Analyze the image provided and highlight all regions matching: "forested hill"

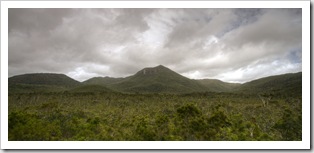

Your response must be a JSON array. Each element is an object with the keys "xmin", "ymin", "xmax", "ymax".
[
  {"xmin": 83, "ymin": 76, "xmax": 125, "ymax": 86},
  {"xmin": 9, "ymin": 66, "xmax": 302, "ymax": 95},
  {"xmin": 9, "ymin": 73, "xmax": 81, "ymax": 93},
  {"xmin": 236, "ymin": 72, "xmax": 302, "ymax": 97},
  {"xmin": 99, "ymin": 65, "xmax": 209, "ymax": 93},
  {"xmin": 9, "ymin": 73, "xmax": 80, "ymax": 87}
]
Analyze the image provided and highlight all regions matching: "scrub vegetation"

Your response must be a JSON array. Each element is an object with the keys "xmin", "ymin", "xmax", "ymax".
[{"xmin": 8, "ymin": 66, "xmax": 302, "ymax": 141}]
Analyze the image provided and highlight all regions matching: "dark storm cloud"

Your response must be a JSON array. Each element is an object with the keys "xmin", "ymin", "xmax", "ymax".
[{"xmin": 9, "ymin": 8, "xmax": 302, "ymax": 82}]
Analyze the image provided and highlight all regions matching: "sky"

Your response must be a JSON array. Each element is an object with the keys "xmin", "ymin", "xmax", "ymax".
[{"xmin": 8, "ymin": 8, "xmax": 302, "ymax": 83}]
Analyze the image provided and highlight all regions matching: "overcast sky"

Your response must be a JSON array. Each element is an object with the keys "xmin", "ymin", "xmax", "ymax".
[{"xmin": 8, "ymin": 8, "xmax": 302, "ymax": 83}]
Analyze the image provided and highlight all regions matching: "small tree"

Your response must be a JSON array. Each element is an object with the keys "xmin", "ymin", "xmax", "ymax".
[{"xmin": 258, "ymin": 93, "xmax": 273, "ymax": 107}]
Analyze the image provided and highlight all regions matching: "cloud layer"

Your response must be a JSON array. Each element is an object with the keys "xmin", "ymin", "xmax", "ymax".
[{"xmin": 9, "ymin": 8, "xmax": 302, "ymax": 83}]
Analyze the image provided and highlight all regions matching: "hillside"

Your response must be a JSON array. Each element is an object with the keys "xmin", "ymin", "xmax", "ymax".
[
  {"xmin": 196, "ymin": 79, "xmax": 241, "ymax": 92},
  {"xmin": 105, "ymin": 65, "xmax": 208, "ymax": 93},
  {"xmin": 9, "ymin": 73, "xmax": 81, "ymax": 93},
  {"xmin": 9, "ymin": 73, "xmax": 81, "ymax": 87},
  {"xmin": 8, "ymin": 68, "xmax": 302, "ymax": 95},
  {"xmin": 236, "ymin": 72, "xmax": 302, "ymax": 97}
]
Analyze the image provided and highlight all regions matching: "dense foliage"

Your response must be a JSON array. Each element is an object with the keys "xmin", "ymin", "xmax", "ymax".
[{"xmin": 8, "ymin": 91, "xmax": 301, "ymax": 141}]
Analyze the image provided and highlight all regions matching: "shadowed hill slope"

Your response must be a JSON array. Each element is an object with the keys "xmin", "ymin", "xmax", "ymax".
[
  {"xmin": 9, "ymin": 73, "xmax": 80, "ymax": 87},
  {"xmin": 236, "ymin": 72, "xmax": 302, "ymax": 97},
  {"xmin": 9, "ymin": 73, "xmax": 81, "ymax": 93}
]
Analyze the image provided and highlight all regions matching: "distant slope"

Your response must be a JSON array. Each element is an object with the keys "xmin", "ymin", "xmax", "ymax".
[
  {"xmin": 9, "ymin": 73, "xmax": 81, "ymax": 87},
  {"xmin": 8, "ymin": 69, "xmax": 302, "ymax": 95},
  {"xmin": 9, "ymin": 73, "xmax": 81, "ymax": 93},
  {"xmin": 106, "ymin": 65, "xmax": 209, "ymax": 93},
  {"xmin": 196, "ymin": 79, "xmax": 241, "ymax": 92},
  {"xmin": 83, "ymin": 76, "xmax": 125, "ymax": 86},
  {"xmin": 68, "ymin": 85, "xmax": 113, "ymax": 93},
  {"xmin": 236, "ymin": 72, "xmax": 302, "ymax": 97}
]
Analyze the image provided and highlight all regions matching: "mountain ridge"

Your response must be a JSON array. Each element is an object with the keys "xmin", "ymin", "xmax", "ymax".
[{"xmin": 9, "ymin": 65, "xmax": 302, "ymax": 95}]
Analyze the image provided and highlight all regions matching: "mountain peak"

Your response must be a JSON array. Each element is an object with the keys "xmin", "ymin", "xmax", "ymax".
[
  {"xmin": 156, "ymin": 65, "xmax": 166, "ymax": 68},
  {"xmin": 144, "ymin": 65, "xmax": 167, "ymax": 69},
  {"xmin": 137, "ymin": 65, "xmax": 171, "ymax": 76}
]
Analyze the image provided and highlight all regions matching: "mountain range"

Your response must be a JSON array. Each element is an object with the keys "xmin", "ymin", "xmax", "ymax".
[{"xmin": 9, "ymin": 65, "xmax": 302, "ymax": 96}]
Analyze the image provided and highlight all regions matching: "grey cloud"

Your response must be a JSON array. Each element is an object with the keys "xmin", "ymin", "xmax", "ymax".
[
  {"xmin": 223, "ymin": 9, "xmax": 301, "ymax": 48},
  {"xmin": 163, "ymin": 9, "xmax": 234, "ymax": 49},
  {"xmin": 9, "ymin": 8, "xmax": 302, "ymax": 82},
  {"xmin": 9, "ymin": 8, "xmax": 73, "ymax": 33}
]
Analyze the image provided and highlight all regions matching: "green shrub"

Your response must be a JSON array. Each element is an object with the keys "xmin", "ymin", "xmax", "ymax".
[{"xmin": 274, "ymin": 109, "xmax": 302, "ymax": 140}]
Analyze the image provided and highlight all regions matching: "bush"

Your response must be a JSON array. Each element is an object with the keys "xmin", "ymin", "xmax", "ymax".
[
  {"xmin": 274, "ymin": 109, "xmax": 302, "ymax": 140},
  {"xmin": 176, "ymin": 103, "xmax": 201, "ymax": 118}
]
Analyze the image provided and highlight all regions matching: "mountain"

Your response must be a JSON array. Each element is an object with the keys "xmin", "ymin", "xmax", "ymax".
[
  {"xmin": 9, "ymin": 73, "xmax": 81, "ymax": 93},
  {"xmin": 83, "ymin": 65, "xmax": 302, "ymax": 94},
  {"xmin": 104, "ymin": 65, "xmax": 209, "ymax": 93},
  {"xmin": 196, "ymin": 79, "xmax": 241, "ymax": 92},
  {"xmin": 8, "ymin": 67, "xmax": 302, "ymax": 95},
  {"xmin": 236, "ymin": 72, "xmax": 302, "ymax": 97},
  {"xmin": 9, "ymin": 73, "xmax": 81, "ymax": 87}
]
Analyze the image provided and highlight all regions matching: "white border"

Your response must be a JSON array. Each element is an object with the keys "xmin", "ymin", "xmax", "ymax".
[{"xmin": 1, "ymin": 1, "xmax": 311, "ymax": 149}]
